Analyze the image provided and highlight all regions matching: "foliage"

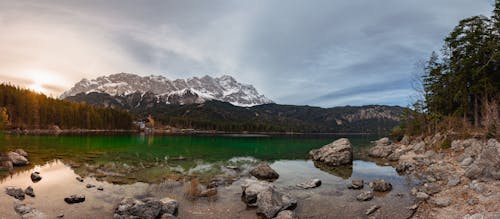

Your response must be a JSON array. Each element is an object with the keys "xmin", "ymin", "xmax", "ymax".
[
  {"xmin": 404, "ymin": 2, "xmax": 500, "ymax": 137},
  {"xmin": 0, "ymin": 84, "xmax": 132, "ymax": 130}
]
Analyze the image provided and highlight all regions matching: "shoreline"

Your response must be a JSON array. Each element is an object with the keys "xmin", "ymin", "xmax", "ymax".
[{"xmin": 2, "ymin": 128, "xmax": 377, "ymax": 136}]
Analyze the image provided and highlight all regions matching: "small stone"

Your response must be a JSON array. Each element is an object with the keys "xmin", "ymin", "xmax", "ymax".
[
  {"xmin": 30, "ymin": 172, "xmax": 42, "ymax": 182},
  {"xmin": 297, "ymin": 178, "xmax": 322, "ymax": 189},
  {"xmin": 432, "ymin": 197, "xmax": 451, "ymax": 207},
  {"xmin": 86, "ymin": 184, "xmax": 95, "ymax": 188},
  {"xmin": 370, "ymin": 179, "xmax": 392, "ymax": 192},
  {"xmin": 420, "ymin": 183, "xmax": 441, "ymax": 195},
  {"xmin": 76, "ymin": 176, "xmax": 84, "ymax": 182},
  {"xmin": 6, "ymin": 187, "xmax": 25, "ymax": 200},
  {"xmin": 64, "ymin": 195, "xmax": 85, "ymax": 204},
  {"xmin": 416, "ymin": 192, "xmax": 429, "ymax": 200},
  {"xmin": 461, "ymin": 157, "xmax": 474, "ymax": 166},
  {"xmin": 365, "ymin": 205, "xmax": 380, "ymax": 215},
  {"xmin": 447, "ymin": 175, "xmax": 461, "ymax": 187},
  {"xmin": 25, "ymin": 186, "xmax": 35, "ymax": 197},
  {"xmin": 348, "ymin": 179, "xmax": 364, "ymax": 189},
  {"xmin": 408, "ymin": 204, "xmax": 419, "ymax": 211},
  {"xmin": 97, "ymin": 186, "xmax": 104, "ymax": 191},
  {"xmin": 467, "ymin": 199, "xmax": 477, "ymax": 206},
  {"xmin": 356, "ymin": 191, "xmax": 374, "ymax": 201},
  {"xmin": 14, "ymin": 201, "xmax": 33, "ymax": 215}
]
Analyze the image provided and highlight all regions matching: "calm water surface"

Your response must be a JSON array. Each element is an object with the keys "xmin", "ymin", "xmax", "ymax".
[{"xmin": 0, "ymin": 134, "xmax": 417, "ymax": 218}]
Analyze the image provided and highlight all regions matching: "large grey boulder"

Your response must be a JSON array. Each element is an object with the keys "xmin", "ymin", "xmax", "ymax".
[
  {"xmin": 7, "ymin": 151, "xmax": 29, "ymax": 166},
  {"xmin": 114, "ymin": 197, "xmax": 179, "ymax": 219},
  {"xmin": 250, "ymin": 162, "xmax": 279, "ymax": 181},
  {"xmin": 241, "ymin": 179, "xmax": 297, "ymax": 219},
  {"xmin": 465, "ymin": 139, "xmax": 500, "ymax": 180},
  {"xmin": 309, "ymin": 138, "xmax": 353, "ymax": 166},
  {"xmin": 368, "ymin": 137, "xmax": 394, "ymax": 158}
]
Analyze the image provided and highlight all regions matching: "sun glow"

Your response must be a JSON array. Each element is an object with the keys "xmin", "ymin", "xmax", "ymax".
[{"xmin": 28, "ymin": 83, "xmax": 45, "ymax": 93}]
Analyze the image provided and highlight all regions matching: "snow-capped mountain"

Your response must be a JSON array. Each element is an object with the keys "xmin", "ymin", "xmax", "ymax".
[{"xmin": 61, "ymin": 73, "xmax": 273, "ymax": 107}]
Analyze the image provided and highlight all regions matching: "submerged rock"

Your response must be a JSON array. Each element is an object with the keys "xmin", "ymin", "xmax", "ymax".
[
  {"xmin": 86, "ymin": 184, "xmax": 95, "ymax": 188},
  {"xmin": 356, "ymin": 191, "xmax": 374, "ymax": 201},
  {"xmin": 348, "ymin": 179, "xmax": 364, "ymax": 189},
  {"xmin": 7, "ymin": 151, "xmax": 29, "ymax": 166},
  {"xmin": 370, "ymin": 179, "xmax": 392, "ymax": 192},
  {"xmin": 309, "ymin": 138, "xmax": 353, "ymax": 166},
  {"xmin": 113, "ymin": 197, "xmax": 179, "ymax": 219},
  {"xmin": 14, "ymin": 201, "xmax": 34, "ymax": 215},
  {"xmin": 296, "ymin": 179, "xmax": 321, "ymax": 189},
  {"xmin": 31, "ymin": 172, "xmax": 42, "ymax": 182},
  {"xmin": 6, "ymin": 186, "xmax": 25, "ymax": 200},
  {"xmin": 64, "ymin": 195, "xmax": 85, "ymax": 204},
  {"xmin": 241, "ymin": 179, "xmax": 274, "ymax": 206},
  {"xmin": 250, "ymin": 162, "xmax": 280, "ymax": 181},
  {"xmin": 25, "ymin": 186, "xmax": 35, "ymax": 197}
]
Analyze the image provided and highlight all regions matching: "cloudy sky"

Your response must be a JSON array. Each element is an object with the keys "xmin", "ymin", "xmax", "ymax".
[{"xmin": 0, "ymin": 0, "xmax": 495, "ymax": 107}]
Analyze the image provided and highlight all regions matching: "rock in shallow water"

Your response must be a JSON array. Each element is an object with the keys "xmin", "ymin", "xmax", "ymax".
[
  {"xmin": 31, "ymin": 172, "xmax": 42, "ymax": 182},
  {"xmin": 296, "ymin": 179, "xmax": 321, "ymax": 189},
  {"xmin": 250, "ymin": 162, "xmax": 279, "ymax": 181},
  {"xmin": 274, "ymin": 210, "xmax": 298, "ymax": 219},
  {"xmin": 113, "ymin": 197, "xmax": 179, "ymax": 219},
  {"xmin": 356, "ymin": 191, "xmax": 374, "ymax": 201},
  {"xmin": 309, "ymin": 138, "xmax": 353, "ymax": 167},
  {"xmin": 365, "ymin": 205, "xmax": 380, "ymax": 215},
  {"xmin": 370, "ymin": 179, "xmax": 392, "ymax": 192},
  {"xmin": 25, "ymin": 186, "xmax": 35, "ymax": 197},
  {"xmin": 241, "ymin": 179, "xmax": 297, "ymax": 219},
  {"xmin": 6, "ymin": 186, "xmax": 25, "ymax": 200},
  {"xmin": 64, "ymin": 195, "xmax": 85, "ymax": 204},
  {"xmin": 7, "ymin": 151, "xmax": 29, "ymax": 166},
  {"xmin": 348, "ymin": 179, "xmax": 364, "ymax": 189}
]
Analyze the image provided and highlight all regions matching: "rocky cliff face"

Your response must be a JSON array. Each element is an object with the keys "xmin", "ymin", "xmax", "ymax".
[{"xmin": 61, "ymin": 73, "xmax": 273, "ymax": 107}]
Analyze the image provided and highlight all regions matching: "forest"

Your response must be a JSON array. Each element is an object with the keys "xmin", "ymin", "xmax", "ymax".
[
  {"xmin": 399, "ymin": 1, "xmax": 499, "ymax": 138},
  {"xmin": 0, "ymin": 84, "xmax": 132, "ymax": 130}
]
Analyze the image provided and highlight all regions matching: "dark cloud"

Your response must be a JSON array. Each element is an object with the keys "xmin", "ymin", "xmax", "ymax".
[{"xmin": 0, "ymin": 0, "xmax": 494, "ymax": 106}]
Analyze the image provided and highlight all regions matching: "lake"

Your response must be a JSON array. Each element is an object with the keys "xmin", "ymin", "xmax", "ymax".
[{"xmin": 0, "ymin": 134, "xmax": 418, "ymax": 218}]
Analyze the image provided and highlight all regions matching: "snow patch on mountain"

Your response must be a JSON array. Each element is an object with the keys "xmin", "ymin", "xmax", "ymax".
[{"xmin": 61, "ymin": 73, "xmax": 273, "ymax": 107}]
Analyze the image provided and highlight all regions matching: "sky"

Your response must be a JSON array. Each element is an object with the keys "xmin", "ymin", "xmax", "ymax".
[{"xmin": 0, "ymin": 0, "xmax": 495, "ymax": 107}]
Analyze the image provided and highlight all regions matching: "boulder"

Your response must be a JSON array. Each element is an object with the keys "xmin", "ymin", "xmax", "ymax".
[
  {"xmin": 250, "ymin": 162, "xmax": 279, "ymax": 181},
  {"xmin": 25, "ymin": 186, "xmax": 35, "ymax": 197},
  {"xmin": 241, "ymin": 179, "xmax": 274, "ymax": 206},
  {"xmin": 256, "ymin": 188, "xmax": 297, "ymax": 219},
  {"xmin": 368, "ymin": 138, "xmax": 394, "ymax": 158},
  {"xmin": 369, "ymin": 179, "xmax": 392, "ymax": 192},
  {"xmin": 356, "ymin": 191, "xmax": 374, "ymax": 201},
  {"xmin": 296, "ymin": 179, "xmax": 321, "ymax": 189},
  {"xmin": 347, "ymin": 179, "xmax": 364, "ymax": 189},
  {"xmin": 273, "ymin": 210, "xmax": 298, "ymax": 219},
  {"xmin": 6, "ymin": 187, "xmax": 25, "ymax": 200},
  {"xmin": 309, "ymin": 138, "xmax": 353, "ymax": 166},
  {"xmin": 7, "ymin": 152, "xmax": 29, "ymax": 166},
  {"xmin": 465, "ymin": 139, "xmax": 500, "ymax": 180},
  {"xmin": 31, "ymin": 172, "xmax": 42, "ymax": 182},
  {"xmin": 241, "ymin": 179, "xmax": 297, "ymax": 219},
  {"xmin": 15, "ymin": 149, "xmax": 28, "ymax": 157},
  {"xmin": 401, "ymin": 135, "xmax": 410, "ymax": 145},
  {"xmin": 64, "ymin": 195, "xmax": 85, "ymax": 204},
  {"xmin": 114, "ymin": 197, "xmax": 179, "ymax": 219}
]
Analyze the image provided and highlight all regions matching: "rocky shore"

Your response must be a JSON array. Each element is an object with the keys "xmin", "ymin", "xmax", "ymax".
[{"xmin": 368, "ymin": 134, "xmax": 500, "ymax": 218}]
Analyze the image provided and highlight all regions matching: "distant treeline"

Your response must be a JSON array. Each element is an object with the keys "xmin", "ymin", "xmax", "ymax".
[
  {"xmin": 0, "ymin": 84, "xmax": 132, "ymax": 130},
  {"xmin": 398, "ymin": 2, "xmax": 499, "ymax": 138}
]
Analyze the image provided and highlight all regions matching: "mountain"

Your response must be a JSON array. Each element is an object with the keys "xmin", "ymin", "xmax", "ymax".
[
  {"xmin": 130, "ymin": 101, "xmax": 406, "ymax": 133},
  {"xmin": 63, "ymin": 73, "xmax": 405, "ymax": 133},
  {"xmin": 61, "ymin": 73, "xmax": 273, "ymax": 107}
]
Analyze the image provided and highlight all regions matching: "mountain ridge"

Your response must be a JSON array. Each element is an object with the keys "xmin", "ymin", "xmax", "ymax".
[{"xmin": 61, "ymin": 73, "xmax": 273, "ymax": 107}]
